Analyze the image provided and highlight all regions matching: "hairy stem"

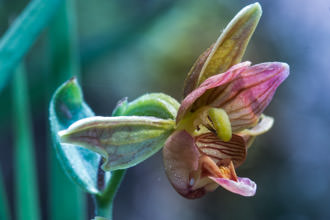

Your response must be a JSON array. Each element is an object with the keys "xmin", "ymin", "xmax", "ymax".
[{"xmin": 94, "ymin": 168, "xmax": 126, "ymax": 219}]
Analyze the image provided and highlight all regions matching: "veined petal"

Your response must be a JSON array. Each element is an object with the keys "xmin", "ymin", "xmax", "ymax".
[
  {"xmin": 178, "ymin": 62, "xmax": 289, "ymax": 132},
  {"xmin": 163, "ymin": 130, "xmax": 203, "ymax": 198},
  {"xmin": 197, "ymin": 3, "xmax": 262, "ymax": 85},
  {"xmin": 217, "ymin": 62, "xmax": 289, "ymax": 131},
  {"xmin": 238, "ymin": 114, "xmax": 274, "ymax": 136},
  {"xmin": 236, "ymin": 114, "xmax": 273, "ymax": 149},
  {"xmin": 177, "ymin": 62, "xmax": 251, "ymax": 123},
  {"xmin": 195, "ymin": 132, "xmax": 247, "ymax": 167},
  {"xmin": 209, "ymin": 176, "xmax": 256, "ymax": 197}
]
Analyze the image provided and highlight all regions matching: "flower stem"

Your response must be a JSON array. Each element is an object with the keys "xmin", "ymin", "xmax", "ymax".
[
  {"xmin": 94, "ymin": 170, "xmax": 126, "ymax": 219},
  {"xmin": 48, "ymin": 0, "xmax": 85, "ymax": 219},
  {"xmin": 0, "ymin": 168, "xmax": 11, "ymax": 220},
  {"xmin": 12, "ymin": 63, "xmax": 40, "ymax": 220}
]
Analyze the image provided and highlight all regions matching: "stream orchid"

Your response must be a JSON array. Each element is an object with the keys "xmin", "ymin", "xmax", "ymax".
[
  {"xmin": 163, "ymin": 61, "xmax": 289, "ymax": 198},
  {"xmin": 57, "ymin": 2, "xmax": 290, "ymax": 203}
]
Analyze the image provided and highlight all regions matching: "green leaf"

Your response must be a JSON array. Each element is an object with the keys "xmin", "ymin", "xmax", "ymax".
[
  {"xmin": 12, "ymin": 64, "xmax": 40, "ymax": 220},
  {"xmin": 58, "ymin": 116, "xmax": 175, "ymax": 171},
  {"xmin": 183, "ymin": 3, "xmax": 262, "ymax": 96},
  {"xmin": 49, "ymin": 77, "xmax": 105, "ymax": 194},
  {"xmin": 112, "ymin": 93, "xmax": 179, "ymax": 119},
  {"xmin": 0, "ymin": 0, "xmax": 63, "ymax": 92}
]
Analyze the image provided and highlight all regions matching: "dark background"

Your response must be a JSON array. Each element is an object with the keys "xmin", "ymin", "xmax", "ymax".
[{"xmin": 0, "ymin": 0, "xmax": 330, "ymax": 219}]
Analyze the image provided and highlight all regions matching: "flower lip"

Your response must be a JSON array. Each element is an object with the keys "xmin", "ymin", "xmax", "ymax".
[{"xmin": 209, "ymin": 176, "xmax": 257, "ymax": 197}]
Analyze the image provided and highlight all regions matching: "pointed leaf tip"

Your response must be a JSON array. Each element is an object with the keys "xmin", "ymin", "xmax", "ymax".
[{"xmin": 49, "ymin": 79, "xmax": 103, "ymax": 195}]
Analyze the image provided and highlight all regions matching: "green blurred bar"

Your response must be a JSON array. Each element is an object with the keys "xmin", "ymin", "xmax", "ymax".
[
  {"xmin": 12, "ymin": 63, "xmax": 40, "ymax": 220},
  {"xmin": 0, "ymin": 169, "xmax": 10, "ymax": 220},
  {"xmin": 48, "ymin": 0, "xmax": 86, "ymax": 219},
  {"xmin": 0, "ymin": 0, "xmax": 63, "ymax": 92}
]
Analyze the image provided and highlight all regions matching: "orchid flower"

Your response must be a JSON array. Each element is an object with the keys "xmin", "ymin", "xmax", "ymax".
[
  {"xmin": 162, "ymin": 4, "xmax": 289, "ymax": 199},
  {"xmin": 56, "ymin": 3, "xmax": 289, "ymax": 201}
]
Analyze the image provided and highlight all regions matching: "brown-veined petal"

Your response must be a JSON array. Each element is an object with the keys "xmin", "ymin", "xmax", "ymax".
[
  {"xmin": 238, "ymin": 114, "xmax": 274, "ymax": 136},
  {"xmin": 215, "ymin": 62, "xmax": 289, "ymax": 131},
  {"xmin": 163, "ymin": 130, "xmax": 204, "ymax": 198},
  {"xmin": 183, "ymin": 3, "xmax": 262, "ymax": 97},
  {"xmin": 195, "ymin": 132, "xmax": 247, "ymax": 167},
  {"xmin": 178, "ymin": 62, "xmax": 289, "ymax": 132},
  {"xmin": 236, "ymin": 114, "xmax": 273, "ymax": 149},
  {"xmin": 177, "ymin": 61, "xmax": 251, "ymax": 123}
]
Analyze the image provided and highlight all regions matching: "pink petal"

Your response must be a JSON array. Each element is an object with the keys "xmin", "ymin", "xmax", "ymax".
[
  {"xmin": 177, "ymin": 62, "xmax": 289, "ymax": 132},
  {"xmin": 177, "ymin": 61, "xmax": 251, "ymax": 123},
  {"xmin": 163, "ymin": 130, "xmax": 204, "ymax": 198},
  {"xmin": 218, "ymin": 62, "xmax": 289, "ymax": 131},
  {"xmin": 209, "ymin": 176, "xmax": 257, "ymax": 197}
]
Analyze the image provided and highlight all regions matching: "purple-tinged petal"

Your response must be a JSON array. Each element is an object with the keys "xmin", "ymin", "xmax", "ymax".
[
  {"xmin": 217, "ymin": 62, "xmax": 289, "ymax": 131},
  {"xmin": 163, "ymin": 130, "xmax": 204, "ymax": 198},
  {"xmin": 209, "ymin": 176, "xmax": 257, "ymax": 197},
  {"xmin": 178, "ymin": 62, "xmax": 289, "ymax": 132},
  {"xmin": 177, "ymin": 62, "xmax": 251, "ymax": 123},
  {"xmin": 195, "ymin": 132, "xmax": 247, "ymax": 167}
]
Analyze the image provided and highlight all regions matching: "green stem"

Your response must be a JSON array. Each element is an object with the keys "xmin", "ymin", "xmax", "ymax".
[
  {"xmin": 48, "ymin": 0, "xmax": 85, "ymax": 220},
  {"xmin": 94, "ymin": 170, "xmax": 126, "ymax": 219},
  {"xmin": 0, "ymin": 169, "xmax": 11, "ymax": 220},
  {"xmin": 12, "ymin": 63, "xmax": 40, "ymax": 220}
]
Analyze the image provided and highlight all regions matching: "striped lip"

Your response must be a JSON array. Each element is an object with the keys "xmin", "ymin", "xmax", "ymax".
[
  {"xmin": 163, "ymin": 129, "xmax": 254, "ymax": 199},
  {"xmin": 177, "ymin": 61, "xmax": 289, "ymax": 132},
  {"xmin": 195, "ymin": 132, "xmax": 247, "ymax": 167}
]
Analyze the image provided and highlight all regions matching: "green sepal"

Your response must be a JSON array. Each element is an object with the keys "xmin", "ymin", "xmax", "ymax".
[
  {"xmin": 113, "ymin": 93, "xmax": 179, "ymax": 119},
  {"xmin": 58, "ymin": 116, "xmax": 175, "ymax": 171},
  {"xmin": 49, "ymin": 77, "xmax": 106, "ymax": 194},
  {"xmin": 183, "ymin": 3, "xmax": 262, "ymax": 96}
]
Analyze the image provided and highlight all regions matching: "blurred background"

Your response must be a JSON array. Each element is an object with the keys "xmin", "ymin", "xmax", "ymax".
[{"xmin": 0, "ymin": 0, "xmax": 330, "ymax": 219}]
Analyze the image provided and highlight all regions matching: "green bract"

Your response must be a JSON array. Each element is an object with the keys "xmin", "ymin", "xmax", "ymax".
[
  {"xmin": 112, "ymin": 93, "xmax": 179, "ymax": 119},
  {"xmin": 49, "ymin": 78, "xmax": 106, "ymax": 194},
  {"xmin": 52, "ymin": 80, "xmax": 179, "ymax": 173},
  {"xmin": 59, "ymin": 116, "xmax": 175, "ymax": 171}
]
